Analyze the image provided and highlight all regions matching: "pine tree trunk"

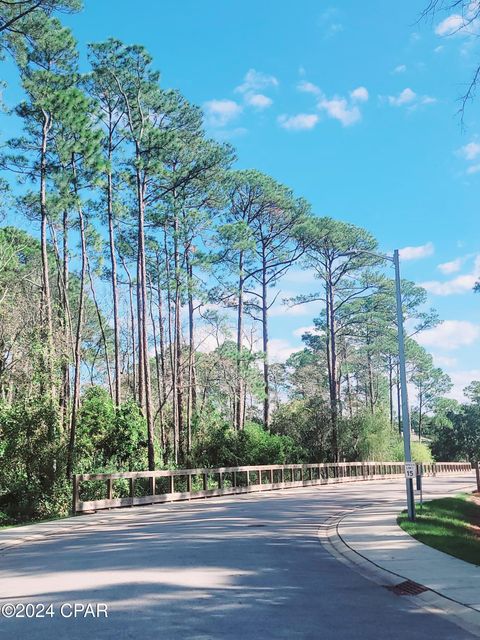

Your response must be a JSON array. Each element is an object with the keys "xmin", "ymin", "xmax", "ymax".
[
  {"xmin": 120, "ymin": 255, "xmax": 137, "ymax": 402},
  {"xmin": 261, "ymin": 253, "xmax": 270, "ymax": 431},
  {"xmin": 185, "ymin": 249, "xmax": 196, "ymax": 455},
  {"xmin": 164, "ymin": 225, "xmax": 178, "ymax": 463},
  {"xmin": 235, "ymin": 251, "xmax": 244, "ymax": 430},
  {"xmin": 388, "ymin": 356, "xmax": 394, "ymax": 426},
  {"xmin": 156, "ymin": 252, "xmax": 168, "ymax": 460},
  {"xmin": 137, "ymin": 245, "xmax": 144, "ymax": 411},
  {"xmin": 61, "ymin": 209, "xmax": 71, "ymax": 431},
  {"xmin": 136, "ymin": 167, "xmax": 155, "ymax": 471},
  {"xmin": 107, "ymin": 166, "xmax": 121, "ymax": 406},
  {"xmin": 148, "ymin": 276, "xmax": 165, "ymax": 459},
  {"xmin": 173, "ymin": 214, "xmax": 184, "ymax": 461},
  {"xmin": 87, "ymin": 253, "xmax": 113, "ymax": 398},
  {"xmin": 327, "ymin": 269, "xmax": 339, "ymax": 462},
  {"xmin": 367, "ymin": 350, "xmax": 375, "ymax": 414},
  {"xmin": 39, "ymin": 112, "xmax": 54, "ymax": 402},
  {"xmin": 67, "ymin": 161, "xmax": 86, "ymax": 480}
]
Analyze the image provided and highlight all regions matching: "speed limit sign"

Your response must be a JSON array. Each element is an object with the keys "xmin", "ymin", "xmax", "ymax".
[{"xmin": 405, "ymin": 462, "xmax": 416, "ymax": 479}]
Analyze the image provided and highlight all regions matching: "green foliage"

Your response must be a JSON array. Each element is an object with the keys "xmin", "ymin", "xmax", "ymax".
[
  {"xmin": 391, "ymin": 440, "xmax": 434, "ymax": 463},
  {"xmin": 191, "ymin": 421, "xmax": 301, "ymax": 468},
  {"xmin": 0, "ymin": 397, "xmax": 68, "ymax": 521},
  {"xmin": 76, "ymin": 386, "xmax": 147, "ymax": 472},
  {"xmin": 342, "ymin": 411, "xmax": 400, "ymax": 462},
  {"xmin": 435, "ymin": 410, "xmax": 480, "ymax": 462},
  {"xmin": 0, "ymin": 1, "xmax": 82, "ymax": 63},
  {"xmin": 271, "ymin": 398, "xmax": 331, "ymax": 462}
]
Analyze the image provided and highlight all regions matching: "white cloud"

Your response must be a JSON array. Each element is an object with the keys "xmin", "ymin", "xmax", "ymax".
[
  {"xmin": 235, "ymin": 69, "xmax": 278, "ymax": 94},
  {"xmin": 234, "ymin": 69, "xmax": 278, "ymax": 110},
  {"xmin": 393, "ymin": 64, "xmax": 407, "ymax": 74},
  {"xmin": 297, "ymin": 81, "xmax": 321, "ymax": 95},
  {"xmin": 244, "ymin": 93, "xmax": 272, "ymax": 109},
  {"xmin": 417, "ymin": 320, "xmax": 480, "ymax": 350},
  {"xmin": 292, "ymin": 325, "xmax": 321, "ymax": 338},
  {"xmin": 297, "ymin": 84, "xmax": 367, "ymax": 127},
  {"xmin": 270, "ymin": 299, "xmax": 318, "ymax": 317},
  {"xmin": 435, "ymin": 14, "xmax": 466, "ymax": 36},
  {"xmin": 422, "ymin": 255, "xmax": 480, "ymax": 295},
  {"xmin": 269, "ymin": 338, "xmax": 298, "ymax": 363},
  {"xmin": 318, "ymin": 96, "xmax": 361, "ymax": 126},
  {"xmin": 447, "ymin": 369, "xmax": 480, "ymax": 402},
  {"xmin": 467, "ymin": 163, "xmax": 480, "ymax": 174},
  {"xmin": 278, "ymin": 113, "xmax": 319, "ymax": 131},
  {"xmin": 204, "ymin": 99, "xmax": 242, "ymax": 127},
  {"xmin": 421, "ymin": 274, "xmax": 477, "ymax": 295},
  {"xmin": 318, "ymin": 8, "xmax": 344, "ymax": 38},
  {"xmin": 434, "ymin": 45, "xmax": 444, "ymax": 53},
  {"xmin": 437, "ymin": 257, "xmax": 464, "ymax": 274},
  {"xmin": 385, "ymin": 88, "xmax": 436, "ymax": 109},
  {"xmin": 350, "ymin": 86, "xmax": 369, "ymax": 103},
  {"xmin": 432, "ymin": 354, "xmax": 458, "ymax": 368},
  {"xmin": 458, "ymin": 141, "xmax": 480, "ymax": 160},
  {"xmin": 399, "ymin": 241, "xmax": 434, "ymax": 261},
  {"xmin": 388, "ymin": 88, "xmax": 417, "ymax": 106}
]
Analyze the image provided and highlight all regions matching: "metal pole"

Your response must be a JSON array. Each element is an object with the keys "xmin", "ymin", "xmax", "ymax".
[{"xmin": 393, "ymin": 249, "xmax": 415, "ymax": 521}]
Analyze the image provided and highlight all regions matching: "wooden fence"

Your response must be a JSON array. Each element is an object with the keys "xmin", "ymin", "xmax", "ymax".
[{"xmin": 72, "ymin": 461, "xmax": 472, "ymax": 515}]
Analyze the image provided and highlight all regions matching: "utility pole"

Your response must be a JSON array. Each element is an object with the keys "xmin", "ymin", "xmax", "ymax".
[{"xmin": 393, "ymin": 249, "xmax": 416, "ymax": 521}]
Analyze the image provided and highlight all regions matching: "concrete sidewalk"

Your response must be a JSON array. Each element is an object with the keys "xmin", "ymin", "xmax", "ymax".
[{"xmin": 324, "ymin": 487, "xmax": 480, "ymax": 637}]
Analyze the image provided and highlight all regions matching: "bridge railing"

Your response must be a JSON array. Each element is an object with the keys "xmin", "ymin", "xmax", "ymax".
[{"xmin": 72, "ymin": 461, "xmax": 472, "ymax": 515}]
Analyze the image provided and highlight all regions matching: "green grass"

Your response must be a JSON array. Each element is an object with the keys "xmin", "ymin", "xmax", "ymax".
[{"xmin": 398, "ymin": 494, "xmax": 480, "ymax": 566}]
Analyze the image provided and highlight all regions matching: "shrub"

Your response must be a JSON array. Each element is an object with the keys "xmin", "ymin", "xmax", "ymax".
[
  {"xmin": 392, "ymin": 440, "xmax": 434, "ymax": 463},
  {"xmin": 190, "ymin": 421, "xmax": 302, "ymax": 468},
  {"xmin": 270, "ymin": 398, "xmax": 331, "ymax": 462},
  {"xmin": 0, "ymin": 397, "xmax": 68, "ymax": 522},
  {"xmin": 76, "ymin": 386, "xmax": 147, "ymax": 472},
  {"xmin": 340, "ymin": 411, "xmax": 399, "ymax": 462}
]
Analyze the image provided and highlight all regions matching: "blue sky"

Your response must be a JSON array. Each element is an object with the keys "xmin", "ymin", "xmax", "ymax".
[{"xmin": 2, "ymin": 0, "xmax": 480, "ymax": 400}]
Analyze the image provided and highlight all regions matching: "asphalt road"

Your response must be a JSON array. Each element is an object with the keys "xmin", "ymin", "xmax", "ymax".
[{"xmin": 0, "ymin": 475, "xmax": 477, "ymax": 640}]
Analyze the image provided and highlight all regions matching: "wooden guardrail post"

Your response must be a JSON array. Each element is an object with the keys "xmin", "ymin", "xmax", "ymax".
[
  {"xmin": 129, "ymin": 477, "xmax": 135, "ymax": 505},
  {"xmin": 475, "ymin": 461, "xmax": 480, "ymax": 492},
  {"xmin": 149, "ymin": 475, "xmax": 155, "ymax": 497},
  {"xmin": 72, "ymin": 474, "xmax": 79, "ymax": 516},
  {"xmin": 107, "ymin": 478, "xmax": 113, "ymax": 500}
]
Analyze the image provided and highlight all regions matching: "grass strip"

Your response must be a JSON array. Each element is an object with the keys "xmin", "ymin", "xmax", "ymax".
[{"xmin": 398, "ymin": 494, "xmax": 480, "ymax": 566}]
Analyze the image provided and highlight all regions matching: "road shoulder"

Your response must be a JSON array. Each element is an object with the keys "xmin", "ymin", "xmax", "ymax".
[{"xmin": 319, "ymin": 496, "xmax": 480, "ymax": 638}]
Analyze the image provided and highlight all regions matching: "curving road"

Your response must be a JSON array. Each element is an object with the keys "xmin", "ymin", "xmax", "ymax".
[{"xmin": 0, "ymin": 475, "xmax": 477, "ymax": 640}]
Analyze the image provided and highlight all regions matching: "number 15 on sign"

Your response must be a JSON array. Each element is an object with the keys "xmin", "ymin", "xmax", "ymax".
[{"xmin": 405, "ymin": 462, "xmax": 416, "ymax": 479}]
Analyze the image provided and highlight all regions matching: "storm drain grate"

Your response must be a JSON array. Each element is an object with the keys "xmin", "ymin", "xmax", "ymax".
[{"xmin": 386, "ymin": 580, "xmax": 429, "ymax": 596}]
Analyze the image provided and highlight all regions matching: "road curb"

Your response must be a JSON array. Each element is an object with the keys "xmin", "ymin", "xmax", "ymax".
[{"xmin": 318, "ymin": 503, "xmax": 480, "ymax": 638}]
